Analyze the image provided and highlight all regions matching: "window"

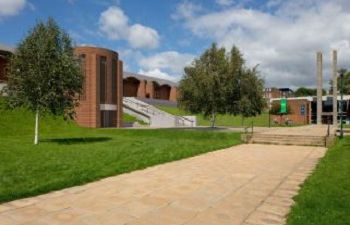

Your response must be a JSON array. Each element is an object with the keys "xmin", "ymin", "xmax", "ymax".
[
  {"xmin": 100, "ymin": 56, "xmax": 107, "ymax": 104},
  {"xmin": 100, "ymin": 110, "xmax": 116, "ymax": 127},
  {"xmin": 112, "ymin": 58, "xmax": 117, "ymax": 104},
  {"xmin": 79, "ymin": 54, "xmax": 86, "ymax": 100}
]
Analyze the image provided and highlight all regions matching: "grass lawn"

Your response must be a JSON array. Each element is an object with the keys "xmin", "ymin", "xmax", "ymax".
[
  {"xmin": 156, "ymin": 105, "xmax": 282, "ymax": 127},
  {"xmin": 286, "ymin": 136, "xmax": 350, "ymax": 225},
  {"xmin": 0, "ymin": 102, "xmax": 241, "ymax": 203}
]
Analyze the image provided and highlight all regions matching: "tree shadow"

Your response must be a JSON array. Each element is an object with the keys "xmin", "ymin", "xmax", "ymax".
[{"xmin": 42, "ymin": 137, "xmax": 112, "ymax": 145}]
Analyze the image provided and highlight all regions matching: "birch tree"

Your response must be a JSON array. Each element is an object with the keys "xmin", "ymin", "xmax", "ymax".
[{"xmin": 5, "ymin": 18, "xmax": 83, "ymax": 144}]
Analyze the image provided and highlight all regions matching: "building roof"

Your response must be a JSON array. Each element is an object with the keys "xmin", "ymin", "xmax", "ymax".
[
  {"xmin": 123, "ymin": 71, "xmax": 178, "ymax": 87},
  {"xmin": 279, "ymin": 88, "xmax": 294, "ymax": 92},
  {"xmin": 0, "ymin": 44, "xmax": 15, "ymax": 54}
]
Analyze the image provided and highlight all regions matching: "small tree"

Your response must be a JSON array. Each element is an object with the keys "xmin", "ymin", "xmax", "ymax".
[
  {"xmin": 179, "ymin": 43, "xmax": 228, "ymax": 127},
  {"xmin": 178, "ymin": 43, "xmax": 265, "ymax": 127},
  {"xmin": 5, "ymin": 18, "xmax": 83, "ymax": 144},
  {"xmin": 238, "ymin": 66, "xmax": 265, "ymax": 125},
  {"xmin": 330, "ymin": 69, "xmax": 350, "ymax": 95}
]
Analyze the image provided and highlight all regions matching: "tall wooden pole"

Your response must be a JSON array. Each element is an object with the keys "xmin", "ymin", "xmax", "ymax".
[
  {"xmin": 332, "ymin": 50, "xmax": 338, "ymax": 126},
  {"xmin": 316, "ymin": 52, "xmax": 323, "ymax": 125}
]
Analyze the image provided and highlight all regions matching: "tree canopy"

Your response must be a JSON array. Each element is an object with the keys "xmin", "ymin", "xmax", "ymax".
[
  {"xmin": 178, "ymin": 43, "xmax": 265, "ymax": 127},
  {"xmin": 336, "ymin": 69, "xmax": 350, "ymax": 95},
  {"xmin": 294, "ymin": 87, "xmax": 317, "ymax": 97},
  {"xmin": 294, "ymin": 87, "xmax": 326, "ymax": 97},
  {"xmin": 5, "ymin": 18, "xmax": 83, "ymax": 144}
]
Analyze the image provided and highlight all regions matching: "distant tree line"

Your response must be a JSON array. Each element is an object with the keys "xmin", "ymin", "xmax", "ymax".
[
  {"xmin": 293, "ymin": 87, "xmax": 326, "ymax": 97},
  {"xmin": 178, "ymin": 43, "xmax": 265, "ymax": 127}
]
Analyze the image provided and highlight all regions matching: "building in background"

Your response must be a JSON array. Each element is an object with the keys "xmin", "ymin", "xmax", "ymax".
[
  {"xmin": 123, "ymin": 72, "xmax": 178, "ymax": 102},
  {"xmin": 278, "ymin": 88, "xmax": 294, "ymax": 98},
  {"xmin": 74, "ymin": 46, "xmax": 123, "ymax": 128},
  {"xmin": 264, "ymin": 87, "xmax": 294, "ymax": 100},
  {"xmin": 264, "ymin": 87, "xmax": 281, "ymax": 99},
  {"xmin": 0, "ymin": 44, "xmax": 180, "ymax": 128},
  {"xmin": 270, "ymin": 95, "xmax": 350, "ymax": 125},
  {"xmin": 0, "ymin": 45, "xmax": 14, "ymax": 92}
]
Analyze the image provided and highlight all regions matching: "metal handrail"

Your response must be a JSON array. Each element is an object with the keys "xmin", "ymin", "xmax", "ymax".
[
  {"xmin": 327, "ymin": 120, "xmax": 330, "ymax": 137},
  {"xmin": 123, "ymin": 97, "xmax": 196, "ymax": 127}
]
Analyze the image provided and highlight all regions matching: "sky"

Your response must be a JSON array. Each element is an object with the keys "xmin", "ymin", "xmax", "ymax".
[{"xmin": 0, "ymin": 0, "xmax": 350, "ymax": 89}]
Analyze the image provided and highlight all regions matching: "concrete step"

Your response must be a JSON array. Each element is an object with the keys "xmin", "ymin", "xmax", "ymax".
[
  {"xmin": 251, "ymin": 137, "xmax": 324, "ymax": 142},
  {"xmin": 251, "ymin": 137, "xmax": 325, "ymax": 142},
  {"xmin": 251, "ymin": 140, "xmax": 325, "ymax": 147},
  {"xmin": 249, "ymin": 133, "xmax": 326, "ymax": 147},
  {"xmin": 252, "ymin": 134, "xmax": 324, "ymax": 139}
]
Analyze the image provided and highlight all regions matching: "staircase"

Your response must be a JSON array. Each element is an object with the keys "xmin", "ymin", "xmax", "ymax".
[
  {"xmin": 249, "ymin": 133, "xmax": 326, "ymax": 147},
  {"xmin": 123, "ymin": 97, "xmax": 196, "ymax": 128}
]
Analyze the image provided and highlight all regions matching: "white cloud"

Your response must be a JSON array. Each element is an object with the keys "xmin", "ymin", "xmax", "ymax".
[
  {"xmin": 99, "ymin": 6, "xmax": 159, "ymax": 49},
  {"xmin": 139, "ymin": 51, "xmax": 195, "ymax": 76},
  {"xmin": 138, "ymin": 68, "xmax": 177, "ymax": 82},
  {"xmin": 99, "ymin": 6, "xmax": 129, "ymax": 40},
  {"xmin": 178, "ymin": 0, "xmax": 350, "ymax": 88},
  {"xmin": 171, "ymin": 1, "xmax": 202, "ymax": 20},
  {"xmin": 128, "ymin": 24, "xmax": 159, "ymax": 49},
  {"xmin": 0, "ymin": 0, "xmax": 26, "ymax": 17}
]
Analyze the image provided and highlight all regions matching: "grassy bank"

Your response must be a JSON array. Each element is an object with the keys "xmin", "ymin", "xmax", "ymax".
[
  {"xmin": 286, "ymin": 137, "xmax": 350, "ymax": 225},
  {"xmin": 156, "ymin": 105, "xmax": 272, "ymax": 127},
  {"xmin": 0, "ymin": 102, "xmax": 240, "ymax": 203},
  {"xmin": 123, "ymin": 113, "xmax": 148, "ymax": 125}
]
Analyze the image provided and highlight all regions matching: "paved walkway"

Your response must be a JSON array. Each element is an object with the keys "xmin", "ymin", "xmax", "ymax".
[{"xmin": 0, "ymin": 144, "xmax": 326, "ymax": 225}]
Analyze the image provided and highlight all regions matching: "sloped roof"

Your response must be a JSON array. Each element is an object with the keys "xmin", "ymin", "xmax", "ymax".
[
  {"xmin": 123, "ymin": 71, "xmax": 178, "ymax": 87},
  {"xmin": 0, "ymin": 44, "xmax": 15, "ymax": 53}
]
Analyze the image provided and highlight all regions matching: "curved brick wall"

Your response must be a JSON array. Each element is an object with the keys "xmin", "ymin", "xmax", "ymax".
[
  {"xmin": 123, "ymin": 77, "xmax": 178, "ymax": 101},
  {"xmin": 74, "ymin": 46, "xmax": 123, "ymax": 128}
]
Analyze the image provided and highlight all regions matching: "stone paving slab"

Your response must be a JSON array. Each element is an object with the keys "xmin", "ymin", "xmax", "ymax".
[{"xmin": 0, "ymin": 144, "xmax": 326, "ymax": 225}]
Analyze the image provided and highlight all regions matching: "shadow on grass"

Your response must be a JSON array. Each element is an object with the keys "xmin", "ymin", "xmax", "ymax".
[{"xmin": 42, "ymin": 137, "xmax": 112, "ymax": 145}]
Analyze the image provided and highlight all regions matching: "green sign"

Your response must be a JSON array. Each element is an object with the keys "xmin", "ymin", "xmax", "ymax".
[{"xmin": 280, "ymin": 98, "xmax": 287, "ymax": 114}]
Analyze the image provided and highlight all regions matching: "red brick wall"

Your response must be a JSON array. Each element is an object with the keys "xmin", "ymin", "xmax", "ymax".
[
  {"xmin": 0, "ymin": 57, "xmax": 8, "ymax": 82},
  {"xmin": 146, "ymin": 81, "xmax": 155, "ymax": 98},
  {"xmin": 169, "ymin": 86, "xmax": 177, "ymax": 102},
  {"xmin": 123, "ymin": 75, "xmax": 178, "ymax": 101},
  {"xmin": 264, "ymin": 88, "xmax": 281, "ymax": 99},
  {"xmin": 123, "ymin": 77, "xmax": 140, "ymax": 97},
  {"xmin": 137, "ymin": 80, "xmax": 146, "ymax": 98},
  {"xmin": 271, "ymin": 99, "xmax": 311, "ymax": 125},
  {"xmin": 158, "ymin": 85, "xmax": 171, "ymax": 100}
]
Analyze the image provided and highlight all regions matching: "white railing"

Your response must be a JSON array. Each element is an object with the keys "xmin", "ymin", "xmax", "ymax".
[{"xmin": 123, "ymin": 97, "xmax": 196, "ymax": 127}]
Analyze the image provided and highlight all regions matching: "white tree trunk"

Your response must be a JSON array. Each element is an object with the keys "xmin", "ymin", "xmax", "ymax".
[
  {"xmin": 34, "ymin": 109, "xmax": 40, "ymax": 145},
  {"xmin": 211, "ymin": 112, "xmax": 216, "ymax": 128}
]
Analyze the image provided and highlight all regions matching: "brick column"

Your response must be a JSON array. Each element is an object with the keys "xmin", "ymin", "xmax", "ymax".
[
  {"xmin": 169, "ymin": 86, "xmax": 177, "ymax": 102},
  {"xmin": 146, "ymin": 81, "xmax": 154, "ymax": 98},
  {"xmin": 137, "ymin": 80, "xmax": 146, "ymax": 98},
  {"xmin": 117, "ymin": 60, "xmax": 123, "ymax": 128}
]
